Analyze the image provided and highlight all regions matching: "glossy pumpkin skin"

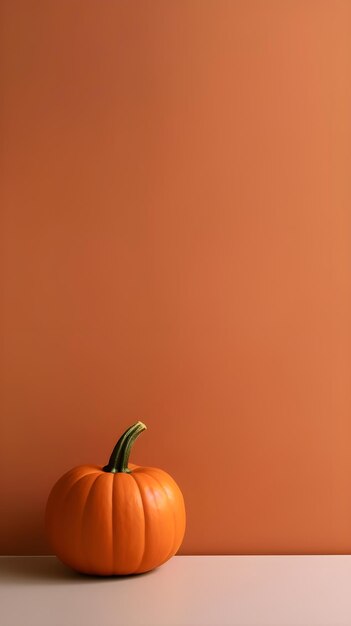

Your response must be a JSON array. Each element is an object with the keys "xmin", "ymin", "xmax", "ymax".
[{"xmin": 45, "ymin": 424, "xmax": 186, "ymax": 576}]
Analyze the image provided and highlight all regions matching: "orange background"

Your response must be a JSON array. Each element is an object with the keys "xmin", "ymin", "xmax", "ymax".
[{"xmin": 1, "ymin": 0, "xmax": 350, "ymax": 555}]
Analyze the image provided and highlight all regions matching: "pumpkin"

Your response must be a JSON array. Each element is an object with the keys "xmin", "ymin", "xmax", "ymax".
[{"xmin": 45, "ymin": 421, "xmax": 186, "ymax": 575}]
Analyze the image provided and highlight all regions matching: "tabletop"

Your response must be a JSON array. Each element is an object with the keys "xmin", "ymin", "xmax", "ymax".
[{"xmin": 1, "ymin": 555, "xmax": 351, "ymax": 625}]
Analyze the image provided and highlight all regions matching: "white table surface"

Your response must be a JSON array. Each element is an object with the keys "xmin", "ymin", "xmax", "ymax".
[{"xmin": 1, "ymin": 555, "xmax": 351, "ymax": 626}]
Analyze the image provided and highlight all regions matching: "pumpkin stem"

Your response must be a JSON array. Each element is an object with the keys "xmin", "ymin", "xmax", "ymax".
[{"xmin": 103, "ymin": 421, "xmax": 147, "ymax": 473}]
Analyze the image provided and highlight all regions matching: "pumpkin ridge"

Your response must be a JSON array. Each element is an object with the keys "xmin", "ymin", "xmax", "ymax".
[
  {"xmin": 62, "ymin": 472, "xmax": 101, "ymax": 519},
  {"xmin": 129, "ymin": 472, "xmax": 147, "ymax": 573},
  {"xmin": 47, "ymin": 467, "xmax": 99, "ymax": 525},
  {"xmin": 51, "ymin": 471, "xmax": 100, "ymax": 570},
  {"xmin": 57, "ymin": 472, "xmax": 100, "ymax": 536},
  {"xmin": 80, "ymin": 472, "xmax": 105, "ymax": 572},
  {"xmin": 144, "ymin": 471, "xmax": 176, "ymax": 564},
  {"xmin": 147, "ymin": 468, "xmax": 186, "ymax": 561},
  {"xmin": 111, "ymin": 475, "xmax": 115, "ymax": 572}
]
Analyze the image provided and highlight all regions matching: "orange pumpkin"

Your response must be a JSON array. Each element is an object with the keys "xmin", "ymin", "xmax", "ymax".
[{"xmin": 45, "ymin": 421, "xmax": 186, "ymax": 575}]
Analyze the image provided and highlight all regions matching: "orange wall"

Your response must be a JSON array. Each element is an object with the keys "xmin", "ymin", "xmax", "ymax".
[{"xmin": 1, "ymin": 0, "xmax": 351, "ymax": 555}]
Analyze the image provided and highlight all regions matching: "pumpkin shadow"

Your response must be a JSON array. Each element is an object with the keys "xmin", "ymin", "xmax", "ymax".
[{"xmin": 0, "ymin": 557, "xmax": 157, "ymax": 585}]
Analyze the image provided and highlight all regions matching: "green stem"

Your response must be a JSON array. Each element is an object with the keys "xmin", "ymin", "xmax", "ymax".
[{"xmin": 103, "ymin": 421, "xmax": 147, "ymax": 473}]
